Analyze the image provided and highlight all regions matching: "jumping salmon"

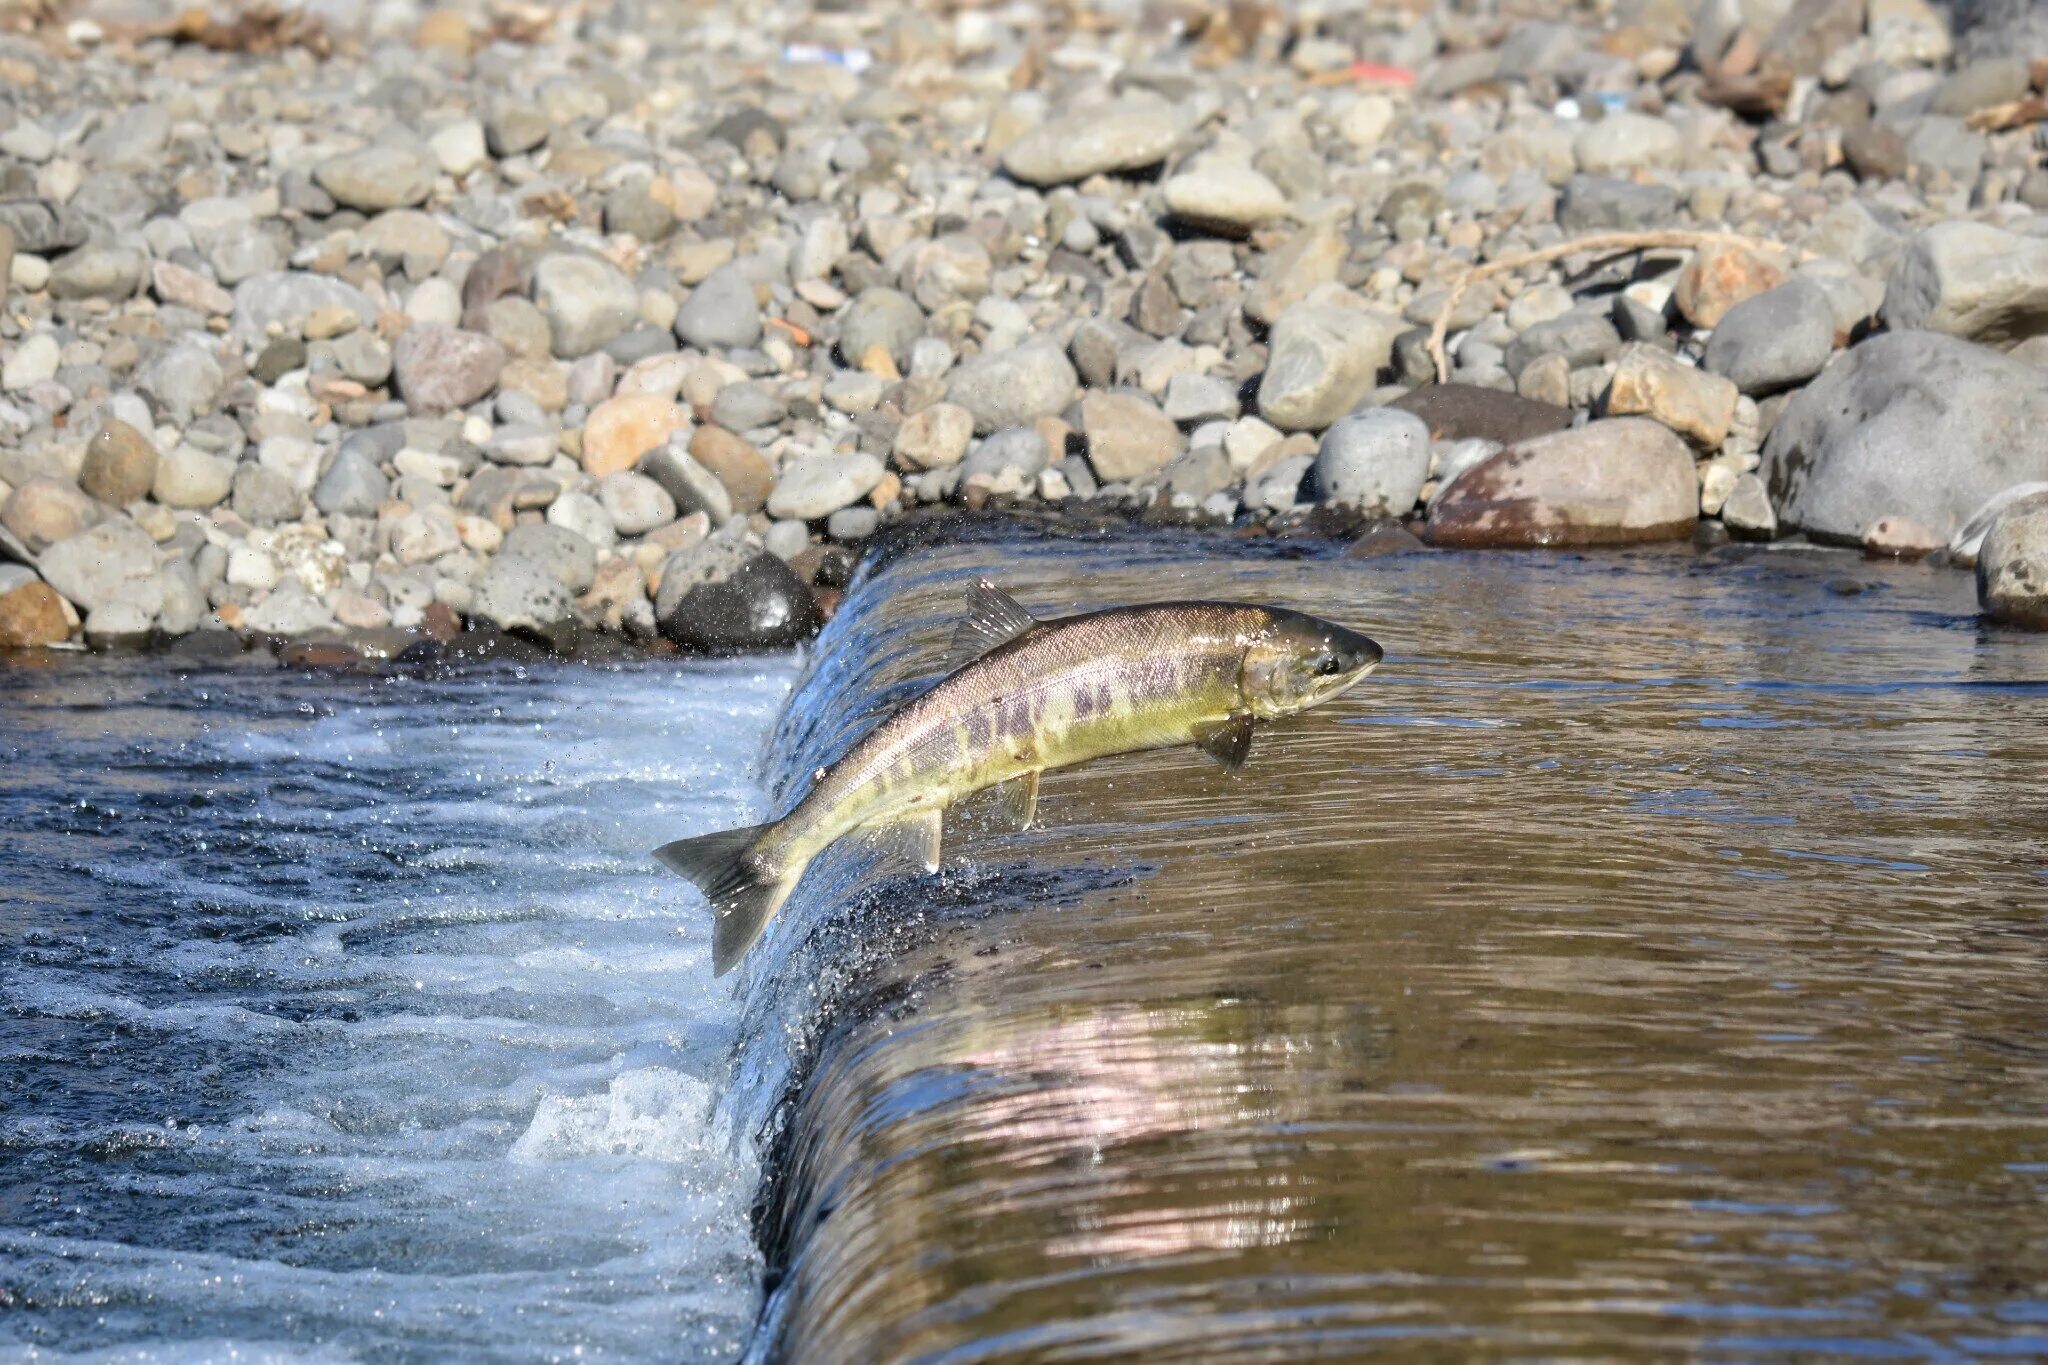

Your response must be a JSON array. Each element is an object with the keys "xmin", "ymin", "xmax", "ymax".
[{"xmin": 655, "ymin": 580, "xmax": 1384, "ymax": 975}]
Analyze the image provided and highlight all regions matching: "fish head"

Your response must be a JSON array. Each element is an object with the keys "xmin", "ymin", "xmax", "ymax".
[{"xmin": 1240, "ymin": 610, "xmax": 1384, "ymax": 717}]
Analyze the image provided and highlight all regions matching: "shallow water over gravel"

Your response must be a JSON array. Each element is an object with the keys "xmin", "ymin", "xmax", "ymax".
[
  {"xmin": 0, "ymin": 655, "xmax": 795, "ymax": 1360},
  {"xmin": 734, "ymin": 530, "xmax": 2048, "ymax": 1361}
]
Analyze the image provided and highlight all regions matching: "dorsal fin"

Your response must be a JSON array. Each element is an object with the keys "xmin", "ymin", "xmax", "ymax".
[{"xmin": 946, "ymin": 579, "xmax": 1039, "ymax": 668}]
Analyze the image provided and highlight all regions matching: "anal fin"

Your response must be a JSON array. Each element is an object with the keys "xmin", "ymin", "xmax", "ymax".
[
  {"xmin": 1190, "ymin": 713, "xmax": 1255, "ymax": 771},
  {"xmin": 860, "ymin": 807, "xmax": 945, "ymax": 874}
]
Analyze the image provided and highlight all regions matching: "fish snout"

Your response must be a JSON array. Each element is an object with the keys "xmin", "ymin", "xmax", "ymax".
[{"xmin": 1330, "ymin": 626, "xmax": 1384, "ymax": 677}]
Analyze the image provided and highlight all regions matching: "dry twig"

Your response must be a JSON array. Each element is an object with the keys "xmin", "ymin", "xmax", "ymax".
[
  {"xmin": 1967, "ymin": 96, "xmax": 2048, "ymax": 133},
  {"xmin": 1426, "ymin": 228, "xmax": 1794, "ymax": 385}
]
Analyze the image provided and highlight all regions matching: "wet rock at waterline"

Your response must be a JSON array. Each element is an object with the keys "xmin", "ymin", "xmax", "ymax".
[
  {"xmin": 1426, "ymin": 419, "xmax": 1698, "ymax": 547},
  {"xmin": 1762, "ymin": 333, "xmax": 2048, "ymax": 545},
  {"xmin": 655, "ymin": 534, "xmax": 820, "ymax": 651},
  {"xmin": 1977, "ymin": 493, "xmax": 2048, "ymax": 628}
]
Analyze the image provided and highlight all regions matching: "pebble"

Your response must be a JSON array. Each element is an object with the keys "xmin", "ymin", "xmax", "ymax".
[
  {"xmin": 472, "ymin": 552, "xmax": 576, "ymax": 638},
  {"xmin": 1162, "ymin": 163, "xmax": 1289, "ymax": 234},
  {"xmin": 947, "ymin": 343, "xmax": 1080, "ymax": 434},
  {"xmin": 1572, "ymin": 112, "xmax": 1683, "ymax": 174},
  {"xmin": 642, "ymin": 440, "xmax": 735, "ymax": 523},
  {"xmin": 689, "ymin": 427, "xmax": 775, "ymax": 513},
  {"xmin": 0, "ymin": 581, "xmax": 71, "ymax": 649},
  {"xmin": 583, "ymin": 393, "xmax": 690, "ymax": 479},
  {"xmin": 3, "ymin": 478, "xmax": 104, "ymax": 554},
  {"xmin": 313, "ymin": 445, "xmax": 390, "ymax": 516},
  {"xmin": 1000, "ymin": 99, "xmax": 1180, "ymax": 186},
  {"xmin": 894, "ymin": 403, "xmax": 975, "ymax": 470},
  {"xmin": 3, "ymin": 333, "xmax": 59, "ymax": 392},
  {"xmin": 152, "ymin": 445, "xmax": 236, "ymax": 510},
  {"xmin": 1257, "ymin": 298, "xmax": 1407, "ymax": 431},
  {"xmin": 1081, "ymin": 391, "xmax": 1186, "ymax": 484},
  {"xmin": 767, "ymin": 452, "xmax": 886, "ymax": 520},
  {"xmin": 39, "ymin": 519, "xmax": 158, "ymax": 614},
  {"xmin": 79, "ymin": 421, "xmax": 158, "ymax": 507},
  {"xmin": 1314, "ymin": 408, "xmax": 1432, "ymax": 516},
  {"xmin": 1605, "ymin": 344, "xmax": 1739, "ymax": 448},
  {"xmin": 674, "ymin": 263, "xmax": 763, "ymax": 351},
  {"xmin": 314, "ymin": 146, "xmax": 438, "ymax": 212},
  {"xmin": 1704, "ymin": 281, "xmax": 1837, "ymax": 396},
  {"xmin": 533, "ymin": 254, "xmax": 640, "ymax": 359},
  {"xmin": 1675, "ymin": 244, "xmax": 1789, "ymax": 330},
  {"xmin": 392, "ymin": 325, "xmax": 507, "ymax": 414}
]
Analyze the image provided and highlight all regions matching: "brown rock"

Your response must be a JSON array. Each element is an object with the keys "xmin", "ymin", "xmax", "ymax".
[
  {"xmin": 583, "ymin": 393, "xmax": 690, "ymax": 479},
  {"xmin": 1674, "ymin": 243, "xmax": 1788, "ymax": 329},
  {"xmin": 392, "ymin": 324, "xmax": 506, "ymax": 414},
  {"xmin": 419, "ymin": 600, "xmax": 463, "ymax": 641},
  {"xmin": 151, "ymin": 260, "xmax": 233, "ymax": 315},
  {"xmin": 498, "ymin": 355, "xmax": 569, "ymax": 411},
  {"xmin": 1390, "ymin": 382, "xmax": 1573, "ymax": 445},
  {"xmin": 462, "ymin": 247, "xmax": 527, "ymax": 326},
  {"xmin": 0, "ymin": 581, "xmax": 70, "ymax": 648},
  {"xmin": 1426, "ymin": 418, "xmax": 1699, "ymax": 547},
  {"xmin": 2, "ymin": 477, "xmax": 105, "ymax": 554},
  {"xmin": 1603, "ymin": 344, "xmax": 1740, "ymax": 448},
  {"xmin": 688, "ymin": 425, "xmax": 774, "ymax": 513},
  {"xmin": 1081, "ymin": 391, "xmax": 1185, "ymax": 484},
  {"xmin": 413, "ymin": 7, "xmax": 473, "ymax": 53},
  {"xmin": 80, "ymin": 420, "xmax": 160, "ymax": 506}
]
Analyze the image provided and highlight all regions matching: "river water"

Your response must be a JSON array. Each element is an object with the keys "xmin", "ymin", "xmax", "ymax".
[
  {"xmin": 4, "ymin": 529, "xmax": 2047, "ymax": 1361},
  {"xmin": 0, "ymin": 653, "xmax": 794, "ymax": 1359}
]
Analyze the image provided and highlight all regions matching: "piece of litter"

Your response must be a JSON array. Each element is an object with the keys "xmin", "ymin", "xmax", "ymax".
[{"xmin": 782, "ymin": 43, "xmax": 873, "ymax": 73}]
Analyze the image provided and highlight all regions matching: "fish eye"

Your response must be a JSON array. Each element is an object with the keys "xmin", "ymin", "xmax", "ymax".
[{"xmin": 1315, "ymin": 654, "xmax": 1343, "ymax": 676}]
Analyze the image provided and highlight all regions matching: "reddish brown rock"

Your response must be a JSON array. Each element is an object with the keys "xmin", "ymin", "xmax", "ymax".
[
  {"xmin": 0, "ymin": 581, "xmax": 71, "ymax": 648},
  {"xmin": 1674, "ymin": 243, "xmax": 1788, "ymax": 329},
  {"xmin": 583, "ymin": 393, "xmax": 689, "ymax": 479},
  {"xmin": 1426, "ymin": 418, "xmax": 1699, "ymax": 548},
  {"xmin": 1389, "ymin": 383, "xmax": 1573, "ymax": 446},
  {"xmin": 688, "ymin": 425, "xmax": 775, "ymax": 513}
]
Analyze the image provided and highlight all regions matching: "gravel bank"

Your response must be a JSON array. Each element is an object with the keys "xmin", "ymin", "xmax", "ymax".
[{"xmin": 2, "ymin": 0, "xmax": 2048, "ymax": 660}]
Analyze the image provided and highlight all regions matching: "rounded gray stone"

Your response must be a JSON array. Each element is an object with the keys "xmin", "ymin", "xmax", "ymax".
[{"xmin": 1315, "ymin": 407, "xmax": 1432, "ymax": 515}]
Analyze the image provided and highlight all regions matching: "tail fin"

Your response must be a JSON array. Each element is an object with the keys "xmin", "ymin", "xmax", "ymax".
[{"xmin": 652, "ymin": 823, "xmax": 799, "ymax": 976}]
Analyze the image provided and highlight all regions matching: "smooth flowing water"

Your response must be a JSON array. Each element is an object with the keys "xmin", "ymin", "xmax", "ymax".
[
  {"xmin": 730, "ymin": 529, "xmax": 2048, "ymax": 1361},
  {"xmin": 4, "ymin": 528, "xmax": 2047, "ymax": 1362},
  {"xmin": 0, "ymin": 655, "xmax": 795, "ymax": 1359}
]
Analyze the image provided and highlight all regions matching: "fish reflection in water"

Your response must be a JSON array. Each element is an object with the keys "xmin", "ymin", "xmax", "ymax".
[{"xmin": 744, "ymin": 534, "xmax": 2048, "ymax": 1362}]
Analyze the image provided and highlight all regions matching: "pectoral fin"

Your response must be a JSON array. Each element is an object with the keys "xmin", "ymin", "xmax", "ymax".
[
  {"xmin": 987, "ymin": 769, "xmax": 1040, "ymax": 832},
  {"xmin": 860, "ymin": 807, "xmax": 945, "ymax": 873},
  {"xmin": 945, "ymin": 579, "xmax": 1040, "ymax": 669},
  {"xmin": 1190, "ymin": 714, "xmax": 1255, "ymax": 771}
]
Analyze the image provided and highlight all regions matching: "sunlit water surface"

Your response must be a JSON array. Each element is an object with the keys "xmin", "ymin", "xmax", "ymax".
[
  {"xmin": 726, "ymin": 531, "xmax": 2048, "ymax": 1362},
  {"xmin": 0, "ymin": 656, "xmax": 796, "ymax": 1360}
]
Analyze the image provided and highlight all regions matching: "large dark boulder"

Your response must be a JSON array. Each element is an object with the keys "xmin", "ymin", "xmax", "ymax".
[{"xmin": 655, "ymin": 534, "xmax": 820, "ymax": 652}]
